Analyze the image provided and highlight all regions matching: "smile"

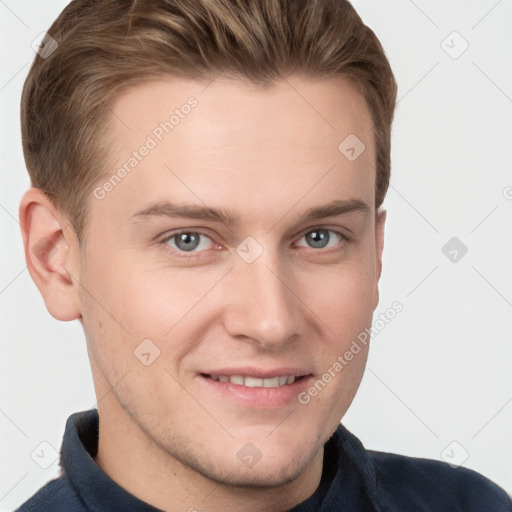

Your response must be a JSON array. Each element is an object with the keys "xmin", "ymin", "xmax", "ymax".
[{"xmin": 205, "ymin": 374, "xmax": 297, "ymax": 387}]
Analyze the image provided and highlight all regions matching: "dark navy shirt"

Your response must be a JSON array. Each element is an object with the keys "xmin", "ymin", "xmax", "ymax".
[{"xmin": 15, "ymin": 409, "xmax": 512, "ymax": 511}]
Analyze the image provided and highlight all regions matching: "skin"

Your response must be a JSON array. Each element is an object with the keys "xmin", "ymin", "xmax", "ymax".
[{"xmin": 20, "ymin": 75, "xmax": 385, "ymax": 511}]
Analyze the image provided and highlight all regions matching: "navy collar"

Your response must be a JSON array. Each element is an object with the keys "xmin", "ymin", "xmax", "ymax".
[
  {"xmin": 61, "ymin": 409, "xmax": 378, "ymax": 511},
  {"xmin": 62, "ymin": 409, "xmax": 162, "ymax": 511}
]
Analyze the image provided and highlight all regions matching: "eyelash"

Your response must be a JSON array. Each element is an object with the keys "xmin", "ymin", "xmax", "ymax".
[{"xmin": 158, "ymin": 228, "xmax": 350, "ymax": 258}]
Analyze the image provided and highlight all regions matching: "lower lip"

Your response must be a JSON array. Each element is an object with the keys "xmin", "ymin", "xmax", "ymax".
[{"xmin": 198, "ymin": 374, "xmax": 313, "ymax": 409}]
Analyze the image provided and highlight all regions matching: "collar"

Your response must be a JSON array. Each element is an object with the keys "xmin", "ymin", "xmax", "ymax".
[{"xmin": 62, "ymin": 409, "xmax": 162, "ymax": 511}]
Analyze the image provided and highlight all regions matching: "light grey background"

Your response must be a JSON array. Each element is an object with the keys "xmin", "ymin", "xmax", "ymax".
[{"xmin": 1, "ymin": 0, "xmax": 511, "ymax": 509}]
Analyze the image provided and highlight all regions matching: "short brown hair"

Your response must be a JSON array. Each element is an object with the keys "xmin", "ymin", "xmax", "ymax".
[{"xmin": 20, "ymin": 0, "xmax": 397, "ymax": 242}]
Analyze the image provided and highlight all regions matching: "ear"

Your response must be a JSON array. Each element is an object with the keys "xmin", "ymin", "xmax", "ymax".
[
  {"xmin": 19, "ymin": 188, "xmax": 82, "ymax": 321},
  {"xmin": 373, "ymin": 208, "xmax": 386, "ymax": 309}
]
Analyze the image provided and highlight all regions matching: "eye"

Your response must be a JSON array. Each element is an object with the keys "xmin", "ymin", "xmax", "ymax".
[
  {"xmin": 162, "ymin": 231, "xmax": 215, "ymax": 253},
  {"xmin": 295, "ymin": 229, "xmax": 346, "ymax": 250},
  {"xmin": 159, "ymin": 227, "xmax": 348, "ymax": 257}
]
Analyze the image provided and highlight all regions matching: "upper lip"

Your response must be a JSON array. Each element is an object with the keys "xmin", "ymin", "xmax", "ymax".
[{"xmin": 201, "ymin": 367, "xmax": 312, "ymax": 379}]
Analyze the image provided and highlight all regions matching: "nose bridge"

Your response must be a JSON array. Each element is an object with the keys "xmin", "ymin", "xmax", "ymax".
[{"xmin": 224, "ymin": 246, "xmax": 300, "ymax": 347}]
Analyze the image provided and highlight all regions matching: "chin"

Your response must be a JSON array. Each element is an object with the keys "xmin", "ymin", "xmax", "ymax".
[
  {"xmin": 198, "ymin": 451, "xmax": 317, "ymax": 489},
  {"xmin": 168, "ymin": 433, "xmax": 322, "ymax": 489}
]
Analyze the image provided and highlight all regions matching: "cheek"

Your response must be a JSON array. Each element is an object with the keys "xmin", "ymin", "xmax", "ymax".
[
  {"xmin": 80, "ymin": 255, "xmax": 228, "ymax": 369},
  {"xmin": 120, "ymin": 266, "xmax": 228, "ymax": 336},
  {"xmin": 303, "ymin": 255, "xmax": 377, "ymax": 339},
  {"xmin": 82, "ymin": 243, "xmax": 202, "ymax": 329}
]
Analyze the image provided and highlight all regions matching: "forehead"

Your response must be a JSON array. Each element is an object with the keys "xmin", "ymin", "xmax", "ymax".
[
  {"xmin": 109, "ymin": 74, "xmax": 374, "ymax": 150},
  {"xmin": 93, "ymin": 75, "xmax": 376, "ymax": 227}
]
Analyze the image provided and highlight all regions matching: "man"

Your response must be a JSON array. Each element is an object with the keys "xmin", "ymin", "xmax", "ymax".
[{"xmin": 16, "ymin": 0, "xmax": 511, "ymax": 510}]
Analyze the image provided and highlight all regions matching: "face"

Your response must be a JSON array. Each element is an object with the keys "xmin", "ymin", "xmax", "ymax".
[{"xmin": 77, "ymin": 75, "xmax": 384, "ymax": 487}]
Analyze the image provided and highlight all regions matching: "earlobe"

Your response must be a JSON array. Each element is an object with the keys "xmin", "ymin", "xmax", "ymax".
[{"xmin": 19, "ymin": 188, "xmax": 82, "ymax": 322}]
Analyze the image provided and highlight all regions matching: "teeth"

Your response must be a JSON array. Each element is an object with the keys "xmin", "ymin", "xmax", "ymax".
[
  {"xmin": 244, "ymin": 377, "xmax": 263, "ymax": 387},
  {"xmin": 230, "ymin": 375, "xmax": 244, "ymax": 385},
  {"xmin": 263, "ymin": 377, "xmax": 279, "ymax": 388},
  {"xmin": 209, "ymin": 374, "xmax": 298, "ymax": 387}
]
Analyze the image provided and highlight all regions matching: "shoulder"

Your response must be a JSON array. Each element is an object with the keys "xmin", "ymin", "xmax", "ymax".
[
  {"xmin": 14, "ymin": 475, "xmax": 86, "ymax": 512},
  {"xmin": 368, "ymin": 449, "xmax": 512, "ymax": 511}
]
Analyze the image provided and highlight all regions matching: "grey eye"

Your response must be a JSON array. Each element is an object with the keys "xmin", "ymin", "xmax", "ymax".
[
  {"xmin": 174, "ymin": 233, "xmax": 200, "ymax": 251},
  {"xmin": 305, "ymin": 229, "xmax": 331, "ymax": 249},
  {"xmin": 297, "ymin": 229, "xmax": 344, "ymax": 250},
  {"xmin": 165, "ymin": 232, "xmax": 213, "ymax": 253}
]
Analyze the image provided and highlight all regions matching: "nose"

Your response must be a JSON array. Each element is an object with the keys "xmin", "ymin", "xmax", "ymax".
[{"xmin": 222, "ymin": 250, "xmax": 301, "ymax": 350}]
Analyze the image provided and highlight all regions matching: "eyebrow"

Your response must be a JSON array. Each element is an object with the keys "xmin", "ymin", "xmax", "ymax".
[{"xmin": 129, "ymin": 198, "xmax": 370, "ymax": 226}]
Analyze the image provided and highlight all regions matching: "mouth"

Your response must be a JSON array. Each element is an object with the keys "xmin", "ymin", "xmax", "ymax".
[
  {"xmin": 202, "ymin": 373, "xmax": 305, "ymax": 388},
  {"xmin": 198, "ymin": 369, "xmax": 313, "ymax": 409}
]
